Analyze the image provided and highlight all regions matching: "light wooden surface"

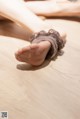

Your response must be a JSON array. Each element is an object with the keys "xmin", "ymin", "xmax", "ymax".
[{"xmin": 0, "ymin": 18, "xmax": 80, "ymax": 119}]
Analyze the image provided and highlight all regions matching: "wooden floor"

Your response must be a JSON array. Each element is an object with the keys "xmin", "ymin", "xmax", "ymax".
[{"xmin": 0, "ymin": 18, "xmax": 80, "ymax": 119}]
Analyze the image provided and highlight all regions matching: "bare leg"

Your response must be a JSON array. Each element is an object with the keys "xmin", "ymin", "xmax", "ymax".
[
  {"xmin": 0, "ymin": 0, "xmax": 80, "ymax": 20},
  {"xmin": 25, "ymin": 0, "xmax": 80, "ymax": 17},
  {"xmin": 0, "ymin": 0, "xmax": 47, "ymax": 32},
  {"xmin": 0, "ymin": 0, "xmax": 66, "ymax": 66}
]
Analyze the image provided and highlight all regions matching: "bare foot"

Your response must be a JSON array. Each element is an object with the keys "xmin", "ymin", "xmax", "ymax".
[
  {"xmin": 15, "ymin": 32, "xmax": 66, "ymax": 66},
  {"xmin": 15, "ymin": 41, "xmax": 51, "ymax": 66}
]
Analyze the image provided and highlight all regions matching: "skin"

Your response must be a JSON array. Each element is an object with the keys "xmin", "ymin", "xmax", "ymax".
[
  {"xmin": 25, "ymin": 0, "xmax": 80, "ymax": 17},
  {"xmin": 15, "ymin": 32, "xmax": 66, "ymax": 66},
  {"xmin": 0, "ymin": 0, "xmax": 66, "ymax": 66},
  {"xmin": 15, "ymin": 41, "xmax": 51, "ymax": 66}
]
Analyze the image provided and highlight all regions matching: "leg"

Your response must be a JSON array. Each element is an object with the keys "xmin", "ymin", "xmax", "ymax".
[
  {"xmin": 0, "ymin": 0, "xmax": 47, "ymax": 32},
  {"xmin": 1, "ymin": 0, "xmax": 80, "ymax": 19},
  {"xmin": 25, "ymin": 0, "xmax": 80, "ymax": 17},
  {"xmin": 0, "ymin": 0, "xmax": 66, "ymax": 66}
]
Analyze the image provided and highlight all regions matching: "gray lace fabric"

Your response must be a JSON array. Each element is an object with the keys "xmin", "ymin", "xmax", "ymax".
[{"xmin": 30, "ymin": 29, "xmax": 66, "ymax": 59}]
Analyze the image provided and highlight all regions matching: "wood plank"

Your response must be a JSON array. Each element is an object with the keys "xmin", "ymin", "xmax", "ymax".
[{"xmin": 0, "ymin": 19, "xmax": 80, "ymax": 119}]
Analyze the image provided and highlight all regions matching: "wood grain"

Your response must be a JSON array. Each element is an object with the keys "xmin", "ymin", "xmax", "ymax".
[{"xmin": 0, "ymin": 18, "xmax": 80, "ymax": 119}]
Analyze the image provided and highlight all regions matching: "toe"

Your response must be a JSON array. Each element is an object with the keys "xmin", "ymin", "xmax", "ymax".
[{"xmin": 15, "ymin": 45, "xmax": 31, "ymax": 62}]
